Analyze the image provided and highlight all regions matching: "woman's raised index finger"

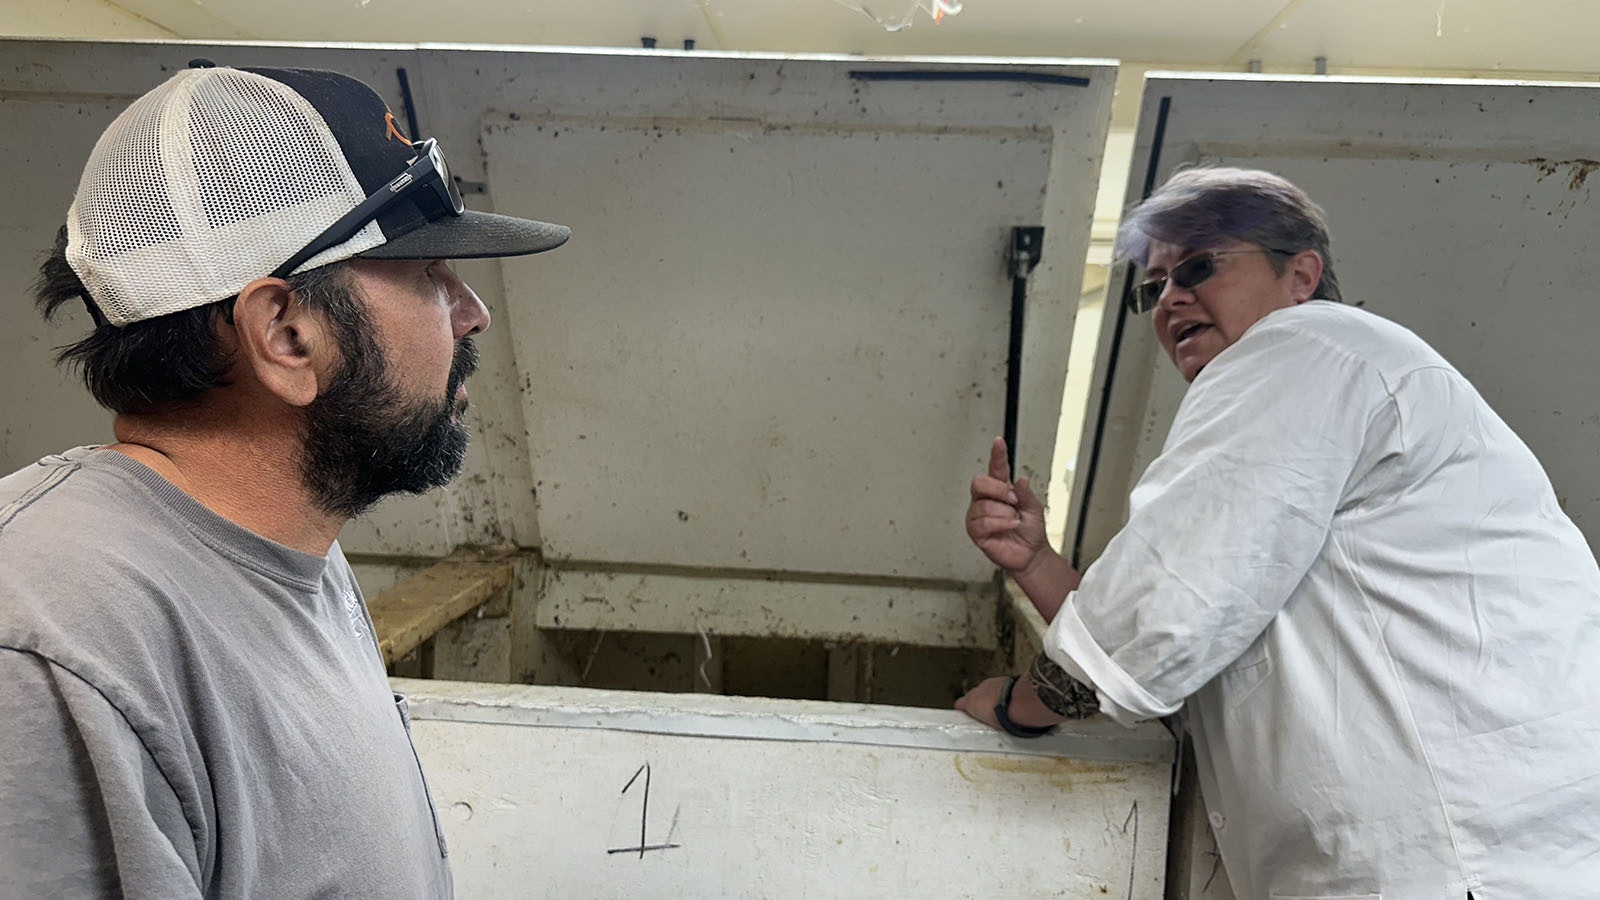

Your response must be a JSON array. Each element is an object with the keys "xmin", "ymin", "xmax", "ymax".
[{"xmin": 988, "ymin": 436, "xmax": 1011, "ymax": 483}]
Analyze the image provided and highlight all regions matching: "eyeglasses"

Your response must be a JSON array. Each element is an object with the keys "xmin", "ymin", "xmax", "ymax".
[
  {"xmin": 1128, "ymin": 247, "xmax": 1293, "ymax": 314},
  {"xmin": 270, "ymin": 138, "xmax": 464, "ymax": 280}
]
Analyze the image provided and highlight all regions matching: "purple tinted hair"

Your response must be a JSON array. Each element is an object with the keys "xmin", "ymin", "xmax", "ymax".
[{"xmin": 1114, "ymin": 165, "xmax": 1342, "ymax": 303}]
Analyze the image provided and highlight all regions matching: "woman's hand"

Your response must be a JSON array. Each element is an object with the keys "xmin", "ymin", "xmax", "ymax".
[{"xmin": 966, "ymin": 437, "xmax": 1049, "ymax": 575}]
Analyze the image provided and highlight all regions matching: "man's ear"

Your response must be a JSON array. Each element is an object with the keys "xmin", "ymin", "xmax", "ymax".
[
  {"xmin": 1288, "ymin": 249, "xmax": 1324, "ymax": 305},
  {"xmin": 231, "ymin": 277, "xmax": 334, "ymax": 408}
]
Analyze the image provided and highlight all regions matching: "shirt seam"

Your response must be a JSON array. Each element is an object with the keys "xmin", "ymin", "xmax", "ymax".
[
  {"xmin": 1384, "ymin": 364, "xmax": 1468, "ymax": 457},
  {"xmin": 89, "ymin": 455, "xmax": 323, "ymax": 593},
  {"xmin": 185, "ymin": 531, "xmax": 322, "ymax": 593},
  {"xmin": 0, "ymin": 645, "xmax": 206, "ymax": 885},
  {"xmin": 1339, "ymin": 537, "xmax": 1472, "ymax": 884},
  {"xmin": 1199, "ymin": 313, "xmax": 1414, "ymax": 505},
  {"xmin": 1240, "ymin": 310, "xmax": 1453, "ymax": 401},
  {"xmin": 0, "ymin": 460, "xmax": 80, "ymax": 537}
]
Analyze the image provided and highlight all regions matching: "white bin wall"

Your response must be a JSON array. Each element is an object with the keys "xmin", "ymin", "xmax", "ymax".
[{"xmin": 401, "ymin": 680, "xmax": 1174, "ymax": 900}]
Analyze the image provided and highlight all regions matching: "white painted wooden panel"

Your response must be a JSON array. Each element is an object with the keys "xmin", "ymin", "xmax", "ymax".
[
  {"xmin": 413, "ymin": 49, "xmax": 1114, "ymax": 574},
  {"xmin": 491, "ymin": 119, "xmax": 1047, "ymax": 579},
  {"xmin": 483, "ymin": 56, "xmax": 1114, "ymax": 580},
  {"xmin": 400, "ymin": 679, "xmax": 1174, "ymax": 900}
]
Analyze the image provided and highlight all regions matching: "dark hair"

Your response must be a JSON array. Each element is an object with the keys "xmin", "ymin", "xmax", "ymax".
[
  {"xmin": 35, "ymin": 225, "xmax": 359, "ymax": 415},
  {"xmin": 1115, "ymin": 166, "xmax": 1342, "ymax": 303}
]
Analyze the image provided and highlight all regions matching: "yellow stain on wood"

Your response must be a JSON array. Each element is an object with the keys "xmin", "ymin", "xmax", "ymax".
[
  {"xmin": 369, "ymin": 561, "xmax": 515, "ymax": 665},
  {"xmin": 952, "ymin": 753, "xmax": 1128, "ymax": 792}
]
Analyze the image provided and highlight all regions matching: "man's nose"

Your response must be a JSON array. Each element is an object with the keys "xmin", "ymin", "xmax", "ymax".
[{"xmin": 443, "ymin": 266, "xmax": 490, "ymax": 338}]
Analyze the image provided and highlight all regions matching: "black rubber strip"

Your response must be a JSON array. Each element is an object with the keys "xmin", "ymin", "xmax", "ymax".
[{"xmin": 1071, "ymin": 94, "xmax": 1172, "ymax": 569}]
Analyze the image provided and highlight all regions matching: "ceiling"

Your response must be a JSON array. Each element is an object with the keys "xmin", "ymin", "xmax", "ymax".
[{"xmin": 9, "ymin": 0, "xmax": 1600, "ymax": 79}]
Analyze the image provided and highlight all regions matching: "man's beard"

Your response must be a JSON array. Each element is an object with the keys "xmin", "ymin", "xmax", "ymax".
[{"xmin": 299, "ymin": 319, "xmax": 480, "ymax": 519}]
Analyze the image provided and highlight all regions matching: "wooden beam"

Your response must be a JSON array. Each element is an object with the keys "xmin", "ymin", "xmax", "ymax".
[
  {"xmin": 370, "ymin": 561, "xmax": 515, "ymax": 666},
  {"xmin": 1004, "ymin": 578, "xmax": 1049, "ymax": 671},
  {"xmin": 537, "ymin": 568, "xmax": 996, "ymax": 650}
]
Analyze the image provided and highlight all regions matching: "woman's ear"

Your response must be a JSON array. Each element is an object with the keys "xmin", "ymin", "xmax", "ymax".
[
  {"xmin": 1288, "ymin": 249, "xmax": 1325, "ymax": 304},
  {"xmin": 230, "ymin": 278, "xmax": 334, "ymax": 408}
]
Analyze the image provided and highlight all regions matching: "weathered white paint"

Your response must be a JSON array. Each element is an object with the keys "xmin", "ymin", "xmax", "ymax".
[
  {"xmin": 399, "ymin": 678, "xmax": 1173, "ymax": 899},
  {"xmin": 498, "ymin": 118, "xmax": 1050, "ymax": 578},
  {"xmin": 478, "ymin": 53, "xmax": 1114, "ymax": 582}
]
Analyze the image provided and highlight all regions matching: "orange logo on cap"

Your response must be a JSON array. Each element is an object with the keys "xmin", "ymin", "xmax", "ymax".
[{"xmin": 384, "ymin": 112, "xmax": 412, "ymax": 146}]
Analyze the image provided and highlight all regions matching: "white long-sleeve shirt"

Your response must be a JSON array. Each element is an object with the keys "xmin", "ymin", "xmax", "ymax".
[{"xmin": 1046, "ymin": 301, "xmax": 1600, "ymax": 899}]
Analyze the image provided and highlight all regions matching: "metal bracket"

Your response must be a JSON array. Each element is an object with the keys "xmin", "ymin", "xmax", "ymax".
[
  {"xmin": 1004, "ymin": 226, "xmax": 1045, "ymax": 475},
  {"xmin": 1008, "ymin": 226, "xmax": 1045, "ymax": 280}
]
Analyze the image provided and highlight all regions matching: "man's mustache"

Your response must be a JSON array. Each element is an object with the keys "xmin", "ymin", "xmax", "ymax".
[{"xmin": 447, "ymin": 338, "xmax": 479, "ymax": 396}]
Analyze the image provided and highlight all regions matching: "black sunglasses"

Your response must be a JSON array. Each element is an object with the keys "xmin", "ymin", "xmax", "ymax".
[
  {"xmin": 1128, "ymin": 247, "xmax": 1293, "ymax": 314},
  {"xmin": 270, "ymin": 137, "xmax": 464, "ymax": 280}
]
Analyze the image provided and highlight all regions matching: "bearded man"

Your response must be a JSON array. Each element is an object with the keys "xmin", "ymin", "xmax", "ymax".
[{"xmin": 0, "ymin": 62, "xmax": 569, "ymax": 899}]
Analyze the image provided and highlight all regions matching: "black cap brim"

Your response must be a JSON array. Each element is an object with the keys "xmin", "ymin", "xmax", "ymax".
[{"xmin": 359, "ymin": 210, "xmax": 571, "ymax": 261}]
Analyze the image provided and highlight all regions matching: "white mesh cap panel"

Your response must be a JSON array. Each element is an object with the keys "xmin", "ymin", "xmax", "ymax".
[{"xmin": 66, "ymin": 68, "xmax": 383, "ymax": 326}]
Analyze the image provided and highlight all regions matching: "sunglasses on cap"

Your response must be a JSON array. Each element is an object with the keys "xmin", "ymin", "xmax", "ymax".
[
  {"xmin": 1128, "ymin": 247, "xmax": 1294, "ymax": 314},
  {"xmin": 270, "ymin": 137, "xmax": 464, "ymax": 280}
]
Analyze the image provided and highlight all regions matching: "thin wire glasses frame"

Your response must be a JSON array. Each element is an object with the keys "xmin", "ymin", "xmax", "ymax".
[
  {"xmin": 270, "ymin": 137, "xmax": 464, "ymax": 280},
  {"xmin": 1128, "ymin": 247, "xmax": 1294, "ymax": 314}
]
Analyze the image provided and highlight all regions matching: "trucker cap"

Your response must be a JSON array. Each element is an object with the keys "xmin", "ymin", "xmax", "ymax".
[{"xmin": 65, "ymin": 62, "xmax": 571, "ymax": 327}]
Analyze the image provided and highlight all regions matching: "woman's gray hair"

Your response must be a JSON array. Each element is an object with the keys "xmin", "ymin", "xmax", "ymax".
[{"xmin": 1114, "ymin": 166, "xmax": 1342, "ymax": 303}]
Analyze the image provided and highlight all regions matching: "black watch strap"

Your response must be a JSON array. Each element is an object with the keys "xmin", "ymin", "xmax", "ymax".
[{"xmin": 993, "ymin": 675, "xmax": 1056, "ymax": 738}]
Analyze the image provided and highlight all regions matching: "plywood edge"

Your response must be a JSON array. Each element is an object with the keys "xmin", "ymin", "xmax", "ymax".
[
  {"xmin": 370, "ymin": 561, "xmax": 515, "ymax": 665},
  {"xmin": 393, "ymin": 677, "xmax": 1174, "ymax": 765},
  {"xmin": 535, "ymin": 568, "xmax": 996, "ymax": 649}
]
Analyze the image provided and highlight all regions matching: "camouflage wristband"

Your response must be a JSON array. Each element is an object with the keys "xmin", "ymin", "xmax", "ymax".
[{"xmin": 1028, "ymin": 651, "xmax": 1099, "ymax": 719}]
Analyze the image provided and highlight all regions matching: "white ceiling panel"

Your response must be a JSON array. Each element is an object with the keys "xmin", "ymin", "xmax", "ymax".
[
  {"xmin": 1248, "ymin": 0, "xmax": 1600, "ymax": 72},
  {"xmin": 17, "ymin": 0, "xmax": 1600, "ymax": 78}
]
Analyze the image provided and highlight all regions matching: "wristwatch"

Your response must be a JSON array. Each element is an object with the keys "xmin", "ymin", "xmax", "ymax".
[{"xmin": 993, "ymin": 675, "xmax": 1057, "ymax": 738}]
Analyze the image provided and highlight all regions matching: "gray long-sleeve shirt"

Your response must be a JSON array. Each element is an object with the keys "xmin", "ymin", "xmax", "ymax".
[{"xmin": 0, "ymin": 447, "xmax": 452, "ymax": 899}]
